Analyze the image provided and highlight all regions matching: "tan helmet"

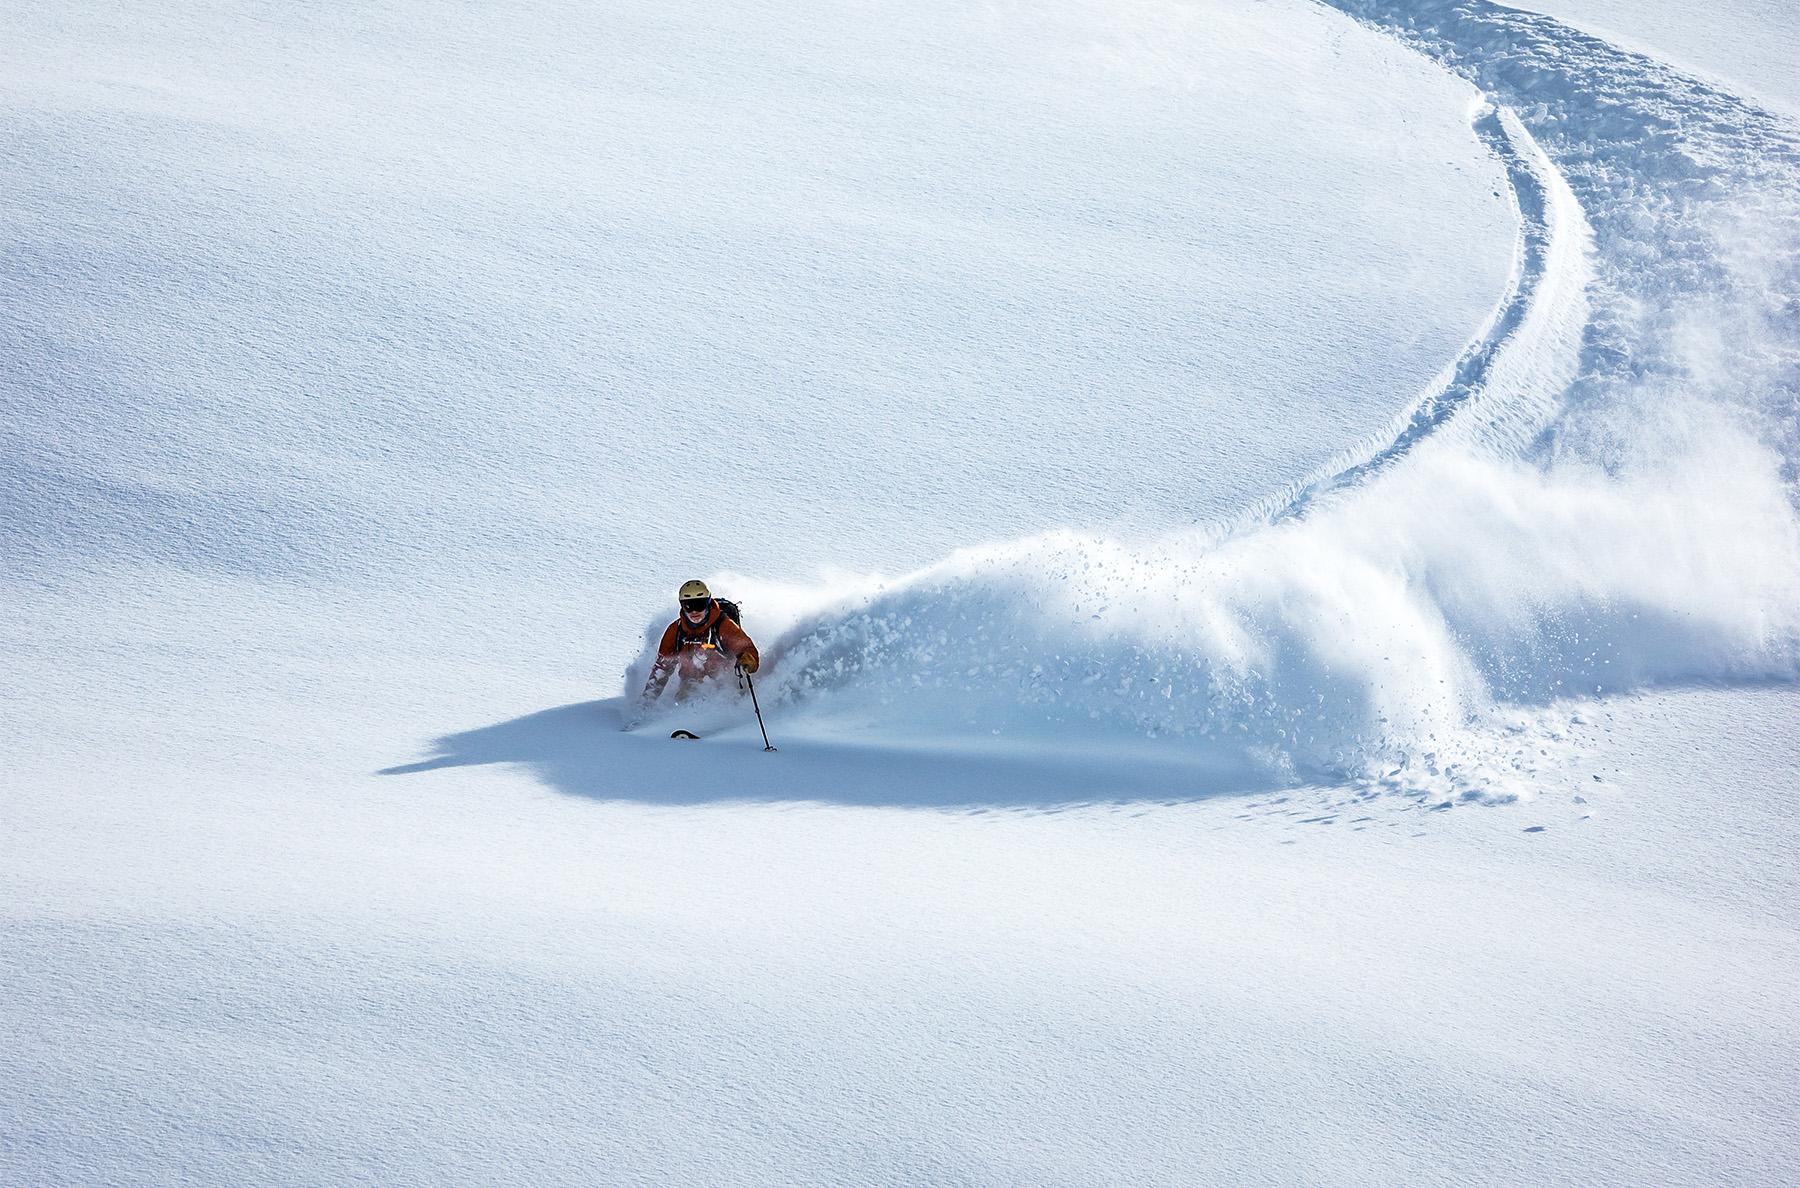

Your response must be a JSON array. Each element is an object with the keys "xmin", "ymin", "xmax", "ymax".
[{"xmin": 678, "ymin": 579, "xmax": 711, "ymax": 606}]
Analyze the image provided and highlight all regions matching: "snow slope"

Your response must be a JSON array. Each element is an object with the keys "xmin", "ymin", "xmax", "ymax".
[
  {"xmin": 0, "ymin": 0, "xmax": 1515, "ymax": 640},
  {"xmin": 663, "ymin": 0, "xmax": 1800, "ymax": 797},
  {"xmin": 4, "ymin": 1, "xmax": 1799, "ymax": 1185}
]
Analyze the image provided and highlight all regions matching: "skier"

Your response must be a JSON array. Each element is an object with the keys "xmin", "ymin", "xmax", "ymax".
[{"xmin": 639, "ymin": 579, "xmax": 760, "ymax": 704}]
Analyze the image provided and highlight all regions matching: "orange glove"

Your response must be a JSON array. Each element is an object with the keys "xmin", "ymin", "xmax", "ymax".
[{"xmin": 738, "ymin": 651, "xmax": 759, "ymax": 674}]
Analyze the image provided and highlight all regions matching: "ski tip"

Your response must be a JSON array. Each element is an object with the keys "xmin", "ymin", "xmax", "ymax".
[{"xmin": 670, "ymin": 729, "xmax": 700, "ymax": 740}]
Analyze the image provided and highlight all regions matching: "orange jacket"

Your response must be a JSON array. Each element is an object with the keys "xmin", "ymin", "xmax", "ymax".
[{"xmin": 642, "ymin": 602, "xmax": 759, "ymax": 697}]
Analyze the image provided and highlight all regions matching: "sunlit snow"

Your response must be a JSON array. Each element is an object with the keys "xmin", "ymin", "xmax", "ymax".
[{"xmin": 4, "ymin": 2, "xmax": 1797, "ymax": 1185}]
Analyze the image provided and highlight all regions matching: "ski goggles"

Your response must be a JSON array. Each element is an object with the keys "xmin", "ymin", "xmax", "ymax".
[{"xmin": 680, "ymin": 597, "xmax": 711, "ymax": 615}]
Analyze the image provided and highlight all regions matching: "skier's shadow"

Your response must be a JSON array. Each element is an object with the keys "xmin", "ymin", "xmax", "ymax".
[
  {"xmin": 379, "ymin": 699, "xmax": 641, "ymax": 794},
  {"xmin": 378, "ymin": 698, "xmax": 1267, "ymax": 809}
]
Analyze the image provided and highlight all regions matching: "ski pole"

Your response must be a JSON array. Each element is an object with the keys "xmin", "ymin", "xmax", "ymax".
[{"xmin": 743, "ymin": 669, "xmax": 777, "ymax": 752}]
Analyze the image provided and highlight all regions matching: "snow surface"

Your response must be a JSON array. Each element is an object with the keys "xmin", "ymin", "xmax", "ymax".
[
  {"xmin": 1501, "ymin": 0, "xmax": 1800, "ymax": 118},
  {"xmin": 5, "ymin": 1, "xmax": 1799, "ymax": 1185},
  {"xmin": 0, "ymin": 0, "xmax": 1516, "ymax": 615}
]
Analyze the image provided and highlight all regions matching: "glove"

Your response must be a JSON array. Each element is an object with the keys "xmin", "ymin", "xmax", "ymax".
[{"xmin": 738, "ymin": 652, "xmax": 759, "ymax": 674}]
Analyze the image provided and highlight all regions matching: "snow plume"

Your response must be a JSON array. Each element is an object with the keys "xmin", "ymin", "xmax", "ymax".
[
  {"xmin": 746, "ymin": 435, "xmax": 1799, "ymax": 793},
  {"xmin": 644, "ymin": 1, "xmax": 1800, "ymax": 795}
]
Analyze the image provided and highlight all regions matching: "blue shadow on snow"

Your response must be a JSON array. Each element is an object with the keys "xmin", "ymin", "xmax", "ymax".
[{"xmin": 378, "ymin": 698, "xmax": 1272, "ymax": 809}]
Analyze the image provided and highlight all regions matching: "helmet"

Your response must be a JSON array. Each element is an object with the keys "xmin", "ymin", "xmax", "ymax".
[{"xmin": 678, "ymin": 580, "xmax": 712, "ymax": 616}]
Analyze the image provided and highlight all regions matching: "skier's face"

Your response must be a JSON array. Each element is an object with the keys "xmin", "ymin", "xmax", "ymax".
[{"xmin": 682, "ymin": 600, "xmax": 709, "ymax": 623}]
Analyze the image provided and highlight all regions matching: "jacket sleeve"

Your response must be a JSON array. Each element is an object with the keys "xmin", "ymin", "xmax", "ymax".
[
  {"xmin": 641, "ymin": 622, "xmax": 682, "ymax": 698},
  {"xmin": 719, "ymin": 617, "xmax": 758, "ymax": 671}
]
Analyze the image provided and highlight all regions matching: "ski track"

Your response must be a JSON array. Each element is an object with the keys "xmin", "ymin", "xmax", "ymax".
[
  {"xmin": 635, "ymin": 0, "xmax": 1800, "ymax": 802},
  {"xmin": 1270, "ymin": 100, "xmax": 1591, "ymax": 519}
]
